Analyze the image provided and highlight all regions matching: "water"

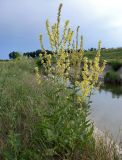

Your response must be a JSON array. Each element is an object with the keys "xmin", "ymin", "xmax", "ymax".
[{"xmin": 90, "ymin": 85, "xmax": 122, "ymax": 140}]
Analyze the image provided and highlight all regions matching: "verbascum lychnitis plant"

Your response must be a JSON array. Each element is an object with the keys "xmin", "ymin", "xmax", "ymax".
[
  {"xmin": 34, "ymin": 3, "xmax": 107, "ymax": 159},
  {"xmin": 38, "ymin": 3, "xmax": 106, "ymax": 102},
  {"xmin": 35, "ymin": 66, "xmax": 41, "ymax": 84}
]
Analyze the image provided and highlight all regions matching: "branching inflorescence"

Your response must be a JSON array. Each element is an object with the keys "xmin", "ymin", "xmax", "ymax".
[{"xmin": 37, "ymin": 3, "xmax": 106, "ymax": 102}]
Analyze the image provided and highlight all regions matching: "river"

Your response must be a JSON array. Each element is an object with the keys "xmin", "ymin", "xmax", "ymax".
[{"xmin": 90, "ymin": 85, "xmax": 122, "ymax": 141}]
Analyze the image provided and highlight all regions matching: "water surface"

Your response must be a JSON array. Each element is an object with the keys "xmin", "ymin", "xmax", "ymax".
[{"xmin": 90, "ymin": 85, "xmax": 122, "ymax": 140}]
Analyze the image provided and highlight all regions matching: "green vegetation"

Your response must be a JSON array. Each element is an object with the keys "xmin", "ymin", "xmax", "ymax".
[
  {"xmin": 100, "ymin": 85, "xmax": 122, "ymax": 98},
  {"xmin": 0, "ymin": 58, "xmax": 119, "ymax": 160},
  {"xmin": 110, "ymin": 61, "xmax": 122, "ymax": 71},
  {"xmin": 87, "ymin": 49, "xmax": 122, "ymax": 85},
  {"xmin": 8, "ymin": 48, "xmax": 122, "ymax": 65},
  {"xmin": 104, "ymin": 71, "xmax": 122, "ymax": 85},
  {"xmin": 85, "ymin": 48, "xmax": 122, "ymax": 64},
  {"xmin": 0, "ymin": 3, "xmax": 120, "ymax": 160},
  {"xmin": 9, "ymin": 51, "xmax": 21, "ymax": 59}
]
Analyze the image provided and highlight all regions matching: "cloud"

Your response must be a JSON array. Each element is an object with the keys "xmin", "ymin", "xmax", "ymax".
[{"xmin": 0, "ymin": 0, "xmax": 122, "ymax": 59}]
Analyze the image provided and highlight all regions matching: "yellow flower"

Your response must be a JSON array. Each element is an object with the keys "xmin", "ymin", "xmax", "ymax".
[{"xmin": 38, "ymin": 3, "xmax": 106, "ymax": 103}]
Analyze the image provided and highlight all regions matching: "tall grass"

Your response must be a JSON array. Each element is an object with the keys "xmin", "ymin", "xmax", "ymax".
[
  {"xmin": 0, "ymin": 58, "xmax": 93, "ymax": 159},
  {"xmin": 0, "ymin": 58, "xmax": 120, "ymax": 160}
]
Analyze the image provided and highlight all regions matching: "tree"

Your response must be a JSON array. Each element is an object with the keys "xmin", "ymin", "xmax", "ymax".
[{"xmin": 9, "ymin": 51, "xmax": 21, "ymax": 59}]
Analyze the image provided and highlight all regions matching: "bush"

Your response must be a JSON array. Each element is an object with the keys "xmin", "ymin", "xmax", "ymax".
[
  {"xmin": 9, "ymin": 51, "xmax": 21, "ymax": 59},
  {"xmin": 104, "ymin": 71, "xmax": 122, "ymax": 85},
  {"xmin": 110, "ymin": 61, "xmax": 122, "ymax": 71}
]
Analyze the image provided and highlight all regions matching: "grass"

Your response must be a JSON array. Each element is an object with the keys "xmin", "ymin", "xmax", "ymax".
[
  {"xmin": 0, "ymin": 57, "xmax": 120, "ymax": 159},
  {"xmin": 85, "ymin": 48, "xmax": 122, "ymax": 64}
]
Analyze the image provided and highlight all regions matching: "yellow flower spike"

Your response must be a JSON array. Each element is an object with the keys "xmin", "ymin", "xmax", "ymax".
[
  {"xmin": 98, "ymin": 40, "xmax": 102, "ymax": 50},
  {"xmin": 76, "ymin": 26, "xmax": 80, "ymax": 51},
  {"xmin": 75, "ymin": 81, "xmax": 80, "ymax": 87},
  {"xmin": 35, "ymin": 67, "xmax": 41, "ymax": 85},
  {"xmin": 80, "ymin": 36, "xmax": 84, "ymax": 51},
  {"xmin": 40, "ymin": 35, "xmax": 45, "ymax": 52},
  {"xmin": 77, "ymin": 96, "xmax": 82, "ymax": 103},
  {"xmin": 57, "ymin": 3, "xmax": 63, "ymax": 45},
  {"xmin": 46, "ymin": 19, "xmax": 54, "ymax": 52},
  {"xmin": 38, "ymin": 3, "xmax": 106, "ymax": 103}
]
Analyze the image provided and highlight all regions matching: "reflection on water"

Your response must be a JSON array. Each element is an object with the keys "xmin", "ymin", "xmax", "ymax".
[
  {"xmin": 100, "ymin": 85, "xmax": 122, "ymax": 98},
  {"xmin": 90, "ymin": 85, "xmax": 122, "ymax": 140}
]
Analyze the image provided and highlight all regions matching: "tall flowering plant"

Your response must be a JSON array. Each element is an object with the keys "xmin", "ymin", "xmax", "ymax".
[
  {"xmin": 34, "ymin": 4, "xmax": 107, "ymax": 158},
  {"xmin": 36, "ymin": 3, "xmax": 106, "ymax": 102}
]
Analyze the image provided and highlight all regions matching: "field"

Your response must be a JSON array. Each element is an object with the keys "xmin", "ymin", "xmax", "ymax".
[{"xmin": 85, "ymin": 48, "xmax": 122, "ymax": 63}]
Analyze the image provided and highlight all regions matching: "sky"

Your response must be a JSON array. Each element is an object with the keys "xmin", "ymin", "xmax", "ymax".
[{"xmin": 0, "ymin": 0, "xmax": 122, "ymax": 59}]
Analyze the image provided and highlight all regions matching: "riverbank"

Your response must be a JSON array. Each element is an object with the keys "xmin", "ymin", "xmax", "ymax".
[
  {"xmin": 85, "ymin": 48, "xmax": 122, "ymax": 63},
  {"xmin": 90, "ymin": 86, "xmax": 122, "ymax": 158},
  {"xmin": 94, "ymin": 127, "xmax": 122, "ymax": 157},
  {"xmin": 0, "ymin": 58, "xmax": 120, "ymax": 160},
  {"xmin": 99, "ymin": 64, "xmax": 122, "ymax": 85}
]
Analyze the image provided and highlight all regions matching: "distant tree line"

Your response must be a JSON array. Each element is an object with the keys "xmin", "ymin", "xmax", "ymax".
[
  {"xmin": 9, "ymin": 49, "xmax": 84, "ymax": 59},
  {"xmin": 9, "ymin": 47, "xmax": 114, "ymax": 59},
  {"xmin": 9, "ymin": 51, "xmax": 22, "ymax": 59},
  {"xmin": 9, "ymin": 50, "xmax": 53, "ymax": 59}
]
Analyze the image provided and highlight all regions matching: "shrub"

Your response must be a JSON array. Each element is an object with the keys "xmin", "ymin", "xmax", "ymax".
[
  {"xmin": 110, "ymin": 61, "xmax": 122, "ymax": 71},
  {"xmin": 104, "ymin": 71, "xmax": 122, "ymax": 85},
  {"xmin": 9, "ymin": 51, "xmax": 21, "ymax": 59}
]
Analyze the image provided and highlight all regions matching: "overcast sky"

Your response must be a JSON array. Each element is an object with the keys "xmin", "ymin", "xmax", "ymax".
[{"xmin": 0, "ymin": 0, "xmax": 122, "ymax": 59}]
